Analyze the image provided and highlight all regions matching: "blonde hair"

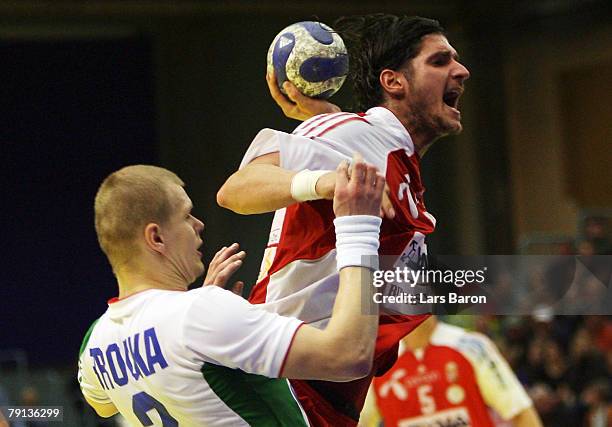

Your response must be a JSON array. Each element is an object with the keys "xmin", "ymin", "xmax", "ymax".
[{"xmin": 94, "ymin": 165, "xmax": 184, "ymax": 272}]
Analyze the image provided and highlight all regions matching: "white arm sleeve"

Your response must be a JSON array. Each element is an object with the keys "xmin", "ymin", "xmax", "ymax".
[
  {"xmin": 465, "ymin": 333, "xmax": 533, "ymax": 420},
  {"xmin": 77, "ymin": 352, "xmax": 112, "ymax": 404},
  {"xmin": 239, "ymin": 129, "xmax": 282, "ymax": 169},
  {"xmin": 183, "ymin": 287, "xmax": 303, "ymax": 378},
  {"xmin": 239, "ymin": 128, "xmax": 349, "ymax": 171}
]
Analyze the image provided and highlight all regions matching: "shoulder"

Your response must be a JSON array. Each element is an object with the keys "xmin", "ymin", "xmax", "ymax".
[
  {"xmin": 431, "ymin": 323, "xmax": 495, "ymax": 362},
  {"xmin": 184, "ymin": 286, "xmax": 255, "ymax": 324},
  {"xmin": 78, "ymin": 313, "xmax": 108, "ymax": 357},
  {"xmin": 189, "ymin": 285, "xmax": 245, "ymax": 305},
  {"xmin": 292, "ymin": 111, "xmax": 373, "ymax": 138}
]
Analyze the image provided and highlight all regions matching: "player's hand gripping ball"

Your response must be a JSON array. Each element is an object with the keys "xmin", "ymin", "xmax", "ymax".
[{"xmin": 267, "ymin": 21, "xmax": 348, "ymax": 99}]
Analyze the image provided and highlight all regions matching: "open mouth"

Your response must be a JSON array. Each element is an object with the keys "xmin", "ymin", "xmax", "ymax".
[{"xmin": 443, "ymin": 89, "xmax": 462, "ymax": 110}]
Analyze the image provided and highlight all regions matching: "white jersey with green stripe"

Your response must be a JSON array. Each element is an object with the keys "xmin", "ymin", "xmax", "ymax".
[{"xmin": 77, "ymin": 287, "xmax": 309, "ymax": 426}]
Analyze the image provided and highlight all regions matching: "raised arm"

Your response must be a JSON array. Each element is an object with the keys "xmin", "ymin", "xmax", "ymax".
[
  {"xmin": 217, "ymin": 71, "xmax": 340, "ymax": 214},
  {"xmin": 218, "ymin": 71, "xmax": 395, "ymax": 217},
  {"xmin": 280, "ymin": 155, "xmax": 384, "ymax": 381},
  {"xmin": 266, "ymin": 70, "xmax": 341, "ymax": 121},
  {"xmin": 217, "ymin": 152, "xmax": 336, "ymax": 214}
]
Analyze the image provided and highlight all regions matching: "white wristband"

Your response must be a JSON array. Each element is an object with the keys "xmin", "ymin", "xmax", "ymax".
[
  {"xmin": 334, "ymin": 215, "xmax": 381, "ymax": 271},
  {"xmin": 290, "ymin": 169, "xmax": 330, "ymax": 202}
]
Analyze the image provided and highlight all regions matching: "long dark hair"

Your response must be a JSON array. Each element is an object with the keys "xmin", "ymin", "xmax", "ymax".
[{"xmin": 334, "ymin": 14, "xmax": 445, "ymax": 111}]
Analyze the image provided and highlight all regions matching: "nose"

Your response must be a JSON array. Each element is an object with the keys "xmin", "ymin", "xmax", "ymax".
[
  {"xmin": 194, "ymin": 216, "xmax": 205, "ymax": 234},
  {"xmin": 452, "ymin": 60, "xmax": 470, "ymax": 84}
]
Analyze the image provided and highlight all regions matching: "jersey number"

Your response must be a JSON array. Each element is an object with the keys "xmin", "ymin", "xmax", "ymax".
[
  {"xmin": 397, "ymin": 174, "xmax": 419, "ymax": 219},
  {"xmin": 417, "ymin": 384, "xmax": 436, "ymax": 415},
  {"xmin": 132, "ymin": 391, "xmax": 178, "ymax": 426}
]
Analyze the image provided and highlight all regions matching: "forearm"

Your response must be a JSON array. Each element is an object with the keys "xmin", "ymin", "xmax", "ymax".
[
  {"xmin": 217, "ymin": 163, "xmax": 297, "ymax": 214},
  {"xmin": 281, "ymin": 267, "xmax": 379, "ymax": 381},
  {"xmin": 324, "ymin": 266, "xmax": 379, "ymax": 375},
  {"xmin": 279, "ymin": 159, "xmax": 384, "ymax": 381}
]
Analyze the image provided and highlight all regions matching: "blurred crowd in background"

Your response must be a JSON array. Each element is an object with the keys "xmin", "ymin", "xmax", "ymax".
[{"xmin": 444, "ymin": 314, "xmax": 612, "ymax": 426}]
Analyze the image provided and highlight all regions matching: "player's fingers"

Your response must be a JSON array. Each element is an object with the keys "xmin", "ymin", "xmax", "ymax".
[
  {"xmin": 267, "ymin": 71, "xmax": 294, "ymax": 109},
  {"xmin": 335, "ymin": 159, "xmax": 350, "ymax": 188},
  {"xmin": 211, "ymin": 243, "xmax": 240, "ymax": 267},
  {"xmin": 207, "ymin": 246, "xmax": 226, "ymax": 272},
  {"xmin": 204, "ymin": 246, "xmax": 244, "ymax": 284},
  {"xmin": 381, "ymin": 181, "xmax": 395, "ymax": 219},
  {"xmin": 283, "ymin": 81, "xmax": 307, "ymax": 105},
  {"xmin": 210, "ymin": 246, "xmax": 226, "ymax": 262},
  {"xmin": 377, "ymin": 174, "xmax": 387, "ymax": 190},
  {"xmin": 230, "ymin": 281, "xmax": 244, "ymax": 296},
  {"xmin": 215, "ymin": 251, "xmax": 246, "ymax": 272},
  {"xmin": 365, "ymin": 164, "xmax": 379, "ymax": 188},
  {"xmin": 282, "ymin": 82, "xmax": 313, "ymax": 120},
  {"xmin": 266, "ymin": 70, "xmax": 282, "ymax": 98},
  {"xmin": 350, "ymin": 153, "xmax": 366, "ymax": 184},
  {"xmin": 215, "ymin": 259, "xmax": 243, "ymax": 286}
]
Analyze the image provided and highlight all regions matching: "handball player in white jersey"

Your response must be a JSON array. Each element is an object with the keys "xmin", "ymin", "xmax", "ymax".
[
  {"xmin": 218, "ymin": 14, "xmax": 470, "ymax": 426},
  {"xmin": 78, "ymin": 160, "xmax": 386, "ymax": 426}
]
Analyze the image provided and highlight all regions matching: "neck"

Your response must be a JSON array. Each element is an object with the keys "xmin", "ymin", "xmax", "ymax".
[
  {"xmin": 382, "ymin": 102, "xmax": 438, "ymax": 157},
  {"xmin": 404, "ymin": 316, "xmax": 438, "ymax": 350},
  {"xmin": 115, "ymin": 267, "xmax": 188, "ymax": 299}
]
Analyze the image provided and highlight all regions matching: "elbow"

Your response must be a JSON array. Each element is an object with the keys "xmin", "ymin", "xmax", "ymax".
[
  {"xmin": 216, "ymin": 185, "xmax": 230, "ymax": 209},
  {"xmin": 216, "ymin": 183, "xmax": 243, "ymax": 213},
  {"xmin": 328, "ymin": 347, "xmax": 374, "ymax": 382},
  {"xmin": 217, "ymin": 180, "xmax": 253, "ymax": 214},
  {"xmin": 347, "ymin": 349, "xmax": 374, "ymax": 380},
  {"xmin": 341, "ymin": 361, "xmax": 372, "ymax": 382}
]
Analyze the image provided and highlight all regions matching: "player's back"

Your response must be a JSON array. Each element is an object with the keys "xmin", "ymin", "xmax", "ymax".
[{"xmin": 78, "ymin": 288, "xmax": 308, "ymax": 427}]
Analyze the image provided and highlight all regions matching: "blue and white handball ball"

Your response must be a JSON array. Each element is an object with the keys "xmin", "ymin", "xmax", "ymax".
[{"xmin": 267, "ymin": 21, "xmax": 349, "ymax": 99}]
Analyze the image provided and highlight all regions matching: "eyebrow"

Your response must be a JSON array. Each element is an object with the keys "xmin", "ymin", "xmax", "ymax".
[{"xmin": 429, "ymin": 49, "xmax": 460, "ymax": 61}]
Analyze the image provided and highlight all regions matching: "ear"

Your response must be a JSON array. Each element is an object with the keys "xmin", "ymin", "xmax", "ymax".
[
  {"xmin": 143, "ymin": 223, "xmax": 164, "ymax": 254},
  {"xmin": 379, "ymin": 69, "xmax": 407, "ymax": 99}
]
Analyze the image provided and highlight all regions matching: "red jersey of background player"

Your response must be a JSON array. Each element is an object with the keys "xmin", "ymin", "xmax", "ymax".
[{"xmin": 369, "ymin": 322, "xmax": 532, "ymax": 427}]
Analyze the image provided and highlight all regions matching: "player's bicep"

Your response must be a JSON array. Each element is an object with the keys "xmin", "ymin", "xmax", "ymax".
[
  {"xmin": 185, "ymin": 288, "xmax": 301, "ymax": 377},
  {"xmin": 280, "ymin": 325, "xmax": 335, "ymax": 379},
  {"xmin": 280, "ymin": 324, "xmax": 368, "ymax": 382}
]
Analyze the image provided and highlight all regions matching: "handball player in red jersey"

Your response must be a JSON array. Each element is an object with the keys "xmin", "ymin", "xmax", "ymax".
[{"xmin": 218, "ymin": 14, "xmax": 470, "ymax": 426}]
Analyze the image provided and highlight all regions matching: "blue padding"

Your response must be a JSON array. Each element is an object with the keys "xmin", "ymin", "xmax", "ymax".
[
  {"xmin": 272, "ymin": 33, "xmax": 295, "ymax": 87},
  {"xmin": 300, "ymin": 21, "xmax": 333, "ymax": 45},
  {"xmin": 299, "ymin": 54, "xmax": 349, "ymax": 82}
]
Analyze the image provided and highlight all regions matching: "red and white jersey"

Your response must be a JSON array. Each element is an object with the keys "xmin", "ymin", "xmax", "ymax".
[
  {"xmin": 239, "ymin": 107, "xmax": 435, "ymax": 425},
  {"xmin": 241, "ymin": 107, "xmax": 435, "ymax": 321},
  {"xmin": 369, "ymin": 322, "xmax": 533, "ymax": 427}
]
